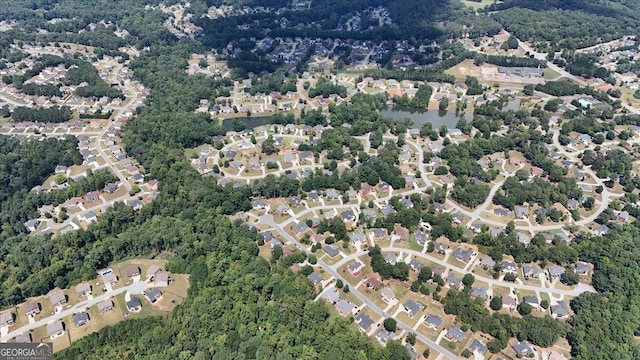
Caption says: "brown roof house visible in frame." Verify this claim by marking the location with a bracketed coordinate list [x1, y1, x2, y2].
[97, 299, 114, 313]
[75, 283, 92, 297]
[23, 301, 40, 317]
[125, 265, 141, 279]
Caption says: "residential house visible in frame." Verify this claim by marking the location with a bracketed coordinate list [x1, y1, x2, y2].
[75, 283, 91, 297]
[23, 219, 40, 232]
[514, 205, 529, 219]
[451, 214, 464, 225]
[154, 272, 170, 287]
[446, 326, 465, 342]
[502, 261, 517, 273]
[469, 339, 488, 356]
[381, 288, 396, 304]
[125, 265, 141, 279]
[618, 210, 630, 223]
[453, 247, 475, 263]
[424, 314, 442, 330]
[49, 292, 66, 308]
[323, 288, 339, 304]
[362, 209, 378, 220]
[14, 333, 31, 343]
[73, 312, 90, 327]
[513, 342, 534, 357]
[336, 300, 355, 317]
[522, 264, 541, 279]
[365, 277, 382, 290]
[446, 274, 463, 289]
[23, 301, 40, 317]
[252, 200, 268, 210]
[323, 245, 340, 258]
[308, 272, 323, 287]
[372, 228, 388, 239]
[523, 295, 540, 309]
[392, 227, 409, 241]
[547, 351, 569, 360]
[292, 221, 310, 235]
[381, 204, 396, 217]
[547, 265, 565, 280]
[144, 287, 162, 303]
[355, 313, 374, 332]
[384, 254, 397, 265]
[0, 312, 15, 327]
[403, 299, 422, 318]
[375, 329, 394, 346]
[502, 294, 518, 311]
[126, 297, 142, 312]
[348, 261, 364, 276]
[530, 166, 544, 177]
[146, 265, 161, 279]
[575, 262, 593, 276]
[471, 287, 488, 300]
[350, 232, 367, 244]
[97, 299, 114, 313]
[434, 242, 448, 254]
[47, 320, 65, 339]
[103, 273, 118, 286]
[478, 257, 496, 270]
[550, 301, 570, 319]
[342, 209, 356, 222]
[493, 208, 509, 217]
[409, 259, 424, 272]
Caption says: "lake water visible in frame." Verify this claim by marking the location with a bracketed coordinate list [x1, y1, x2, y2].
[379, 107, 471, 129]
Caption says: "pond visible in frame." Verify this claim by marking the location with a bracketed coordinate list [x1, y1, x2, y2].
[380, 107, 472, 129]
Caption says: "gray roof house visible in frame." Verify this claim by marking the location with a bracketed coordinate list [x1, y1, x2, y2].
[342, 209, 356, 221]
[446, 326, 465, 342]
[49, 292, 66, 307]
[47, 320, 64, 338]
[375, 329, 393, 346]
[381, 288, 396, 303]
[453, 247, 474, 263]
[502, 261, 517, 273]
[97, 299, 114, 313]
[355, 313, 374, 332]
[323, 288, 339, 303]
[523, 295, 539, 308]
[522, 264, 541, 278]
[409, 259, 425, 272]
[446, 274, 463, 288]
[469, 339, 488, 355]
[308, 272, 323, 286]
[513, 342, 534, 356]
[75, 283, 91, 297]
[14, 333, 31, 343]
[550, 301, 570, 319]
[424, 314, 442, 330]
[292, 221, 309, 235]
[381, 204, 396, 217]
[336, 300, 355, 316]
[575, 262, 593, 275]
[323, 245, 341, 258]
[144, 287, 162, 303]
[471, 287, 488, 299]
[23, 301, 40, 317]
[415, 231, 428, 245]
[434, 242, 449, 254]
[547, 265, 565, 279]
[514, 205, 529, 219]
[403, 299, 422, 318]
[348, 261, 364, 276]
[0, 312, 14, 327]
[384, 254, 397, 265]
[350, 232, 367, 244]
[73, 312, 90, 327]
[478, 256, 496, 269]
[126, 297, 142, 312]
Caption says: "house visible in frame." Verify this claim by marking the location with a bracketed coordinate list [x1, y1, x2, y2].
[446, 274, 463, 289]
[514, 206, 529, 219]
[469, 339, 488, 355]
[434, 242, 448, 254]
[547, 351, 569, 360]
[478, 257, 495, 269]
[451, 214, 464, 225]
[414, 231, 428, 245]
[103, 273, 118, 286]
[550, 301, 570, 319]
[354, 312, 375, 334]
[23, 301, 40, 317]
[252, 200, 268, 210]
[471, 287, 488, 300]
[144, 287, 162, 303]
[596, 225, 609, 235]
[292, 221, 310, 235]
[381, 204, 396, 217]
[365, 277, 382, 290]
[522, 264, 541, 279]
[375, 329, 394, 346]
[575, 262, 593, 276]
[126, 297, 142, 312]
[350, 232, 367, 244]
[97, 299, 114, 313]
[49, 292, 66, 307]
[403, 299, 422, 318]
[342, 209, 356, 222]
[618, 210, 630, 223]
[23, 219, 40, 232]
[323, 288, 340, 304]
[154, 271, 170, 287]
[84, 191, 100, 202]
[14, 333, 32, 343]
[146, 265, 161, 279]
[392, 227, 409, 241]
[55, 165, 68, 174]
[372, 228, 388, 239]
[502, 294, 518, 311]
[323, 245, 340, 258]
[336, 300, 355, 316]
[308, 272, 323, 287]
[453, 247, 474, 263]
[409, 259, 424, 272]
[0, 312, 15, 327]
[446, 326, 465, 342]
[502, 261, 517, 273]
[381, 288, 396, 303]
[424, 314, 442, 330]
[523, 295, 540, 308]
[125, 265, 141, 278]
[75, 283, 91, 297]
[513, 342, 534, 357]
[84, 210, 98, 223]
[289, 197, 303, 207]
[73, 312, 90, 327]
[493, 208, 509, 217]
[325, 189, 340, 200]
[530, 166, 544, 176]
[362, 209, 378, 220]
[47, 320, 65, 339]
[547, 265, 565, 280]
[348, 261, 364, 276]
